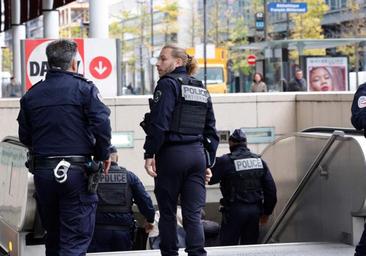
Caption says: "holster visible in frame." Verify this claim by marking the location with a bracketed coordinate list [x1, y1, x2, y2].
[140, 112, 151, 135]
[203, 138, 216, 168]
[25, 152, 35, 174]
[85, 160, 103, 194]
[140, 98, 154, 135]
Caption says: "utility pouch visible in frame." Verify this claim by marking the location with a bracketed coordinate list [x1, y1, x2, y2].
[86, 160, 103, 194]
[140, 98, 154, 135]
[140, 112, 151, 135]
[25, 152, 35, 174]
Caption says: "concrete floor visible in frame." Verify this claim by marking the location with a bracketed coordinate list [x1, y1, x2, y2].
[89, 242, 355, 256]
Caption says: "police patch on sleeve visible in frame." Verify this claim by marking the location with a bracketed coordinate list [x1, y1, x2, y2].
[358, 96, 366, 109]
[154, 90, 162, 103]
[234, 158, 263, 171]
[181, 85, 208, 103]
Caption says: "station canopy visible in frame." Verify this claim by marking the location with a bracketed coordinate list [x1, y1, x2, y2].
[1, 0, 74, 32]
[234, 38, 366, 51]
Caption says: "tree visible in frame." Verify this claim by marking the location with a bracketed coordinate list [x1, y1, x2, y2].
[336, 1, 366, 71]
[155, 0, 178, 43]
[2, 48, 12, 72]
[226, 16, 251, 75]
[59, 25, 87, 38]
[289, 0, 329, 57]
[109, 8, 150, 92]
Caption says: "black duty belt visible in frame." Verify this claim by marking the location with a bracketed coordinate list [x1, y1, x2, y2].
[34, 156, 90, 169]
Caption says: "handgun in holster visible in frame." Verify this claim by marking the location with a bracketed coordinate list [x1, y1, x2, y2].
[25, 151, 35, 174]
[203, 138, 216, 168]
[140, 98, 154, 135]
[85, 160, 103, 194]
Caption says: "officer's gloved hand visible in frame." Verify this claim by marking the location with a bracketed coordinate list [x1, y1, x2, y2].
[205, 168, 212, 184]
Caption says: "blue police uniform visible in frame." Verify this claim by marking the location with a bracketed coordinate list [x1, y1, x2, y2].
[17, 69, 111, 256]
[88, 161, 155, 252]
[209, 130, 277, 245]
[351, 83, 366, 256]
[143, 66, 219, 256]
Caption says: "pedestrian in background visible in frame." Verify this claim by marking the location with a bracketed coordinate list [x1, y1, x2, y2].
[4, 76, 22, 97]
[251, 72, 267, 92]
[287, 69, 307, 91]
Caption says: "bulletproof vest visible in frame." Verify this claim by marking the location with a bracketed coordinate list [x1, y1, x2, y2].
[164, 73, 209, 135]
[220, 149, 265, 205]
[97, 165, 132, 213]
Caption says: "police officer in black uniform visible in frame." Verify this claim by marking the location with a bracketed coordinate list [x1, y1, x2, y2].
[17, 39, 112, 256]
[351, 83, 366, 256]
[208, 129, 277, 245]
[88, 146, 155, 252]
[143, 44, 219, 256]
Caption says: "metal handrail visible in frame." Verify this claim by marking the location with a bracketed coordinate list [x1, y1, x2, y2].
[262, 130, 345, 244]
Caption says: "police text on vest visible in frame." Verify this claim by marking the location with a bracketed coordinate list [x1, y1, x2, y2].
[234, 158, 263, 171]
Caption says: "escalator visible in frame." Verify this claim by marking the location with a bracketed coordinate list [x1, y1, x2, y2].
[0, 129, 362, 255]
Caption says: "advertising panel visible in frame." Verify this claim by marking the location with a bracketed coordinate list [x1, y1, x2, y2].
[22, 38, 119, 97]
[306, 57, 348, 91]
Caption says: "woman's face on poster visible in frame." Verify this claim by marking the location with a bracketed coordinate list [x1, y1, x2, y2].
[310, 67, 333, 91]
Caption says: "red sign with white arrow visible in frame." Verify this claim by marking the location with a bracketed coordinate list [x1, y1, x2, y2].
[89, 56, 112, 79]
[23, 38, 119, 97]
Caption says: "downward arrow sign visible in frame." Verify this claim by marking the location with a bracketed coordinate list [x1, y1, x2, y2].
[90, 56, 112, 79]
[94, 61, 107, 75]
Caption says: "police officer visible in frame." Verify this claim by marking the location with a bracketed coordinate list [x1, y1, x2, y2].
[351, 83, 366, 256]
[208, 129, 277, 245]
[143, 44, 219, 256]
[17, 39, 112, 256]
[88, 146, 155, 252]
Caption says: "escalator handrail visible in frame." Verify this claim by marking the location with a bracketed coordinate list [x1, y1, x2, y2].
[301, 127, 363, 136]
[262, 130, 345, 244]
[1, 136, 24, 147]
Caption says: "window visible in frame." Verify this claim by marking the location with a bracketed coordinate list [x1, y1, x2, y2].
[196, 67, 224, 84]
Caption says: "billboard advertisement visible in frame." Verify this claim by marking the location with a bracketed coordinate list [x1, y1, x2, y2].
[306, 57, 348, 91]
[22, 38, 120, 97]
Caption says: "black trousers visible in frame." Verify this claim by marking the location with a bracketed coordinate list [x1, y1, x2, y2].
[355, 223, 366, 256]
[155, 142, 207, 256]
[220, 203, 261, 246]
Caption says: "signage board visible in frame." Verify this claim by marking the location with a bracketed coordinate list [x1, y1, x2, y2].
[22, 38, 120, 97]
[268, 2, 307, 13]
[247, 55, 257, 65]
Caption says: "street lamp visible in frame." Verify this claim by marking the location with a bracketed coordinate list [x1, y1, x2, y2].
[150, 0, 155, 93]
[137, 0, 146, 95]
[203, 0, 207, 87]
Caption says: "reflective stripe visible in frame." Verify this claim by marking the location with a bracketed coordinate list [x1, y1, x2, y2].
[182, 84, 209, 103]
